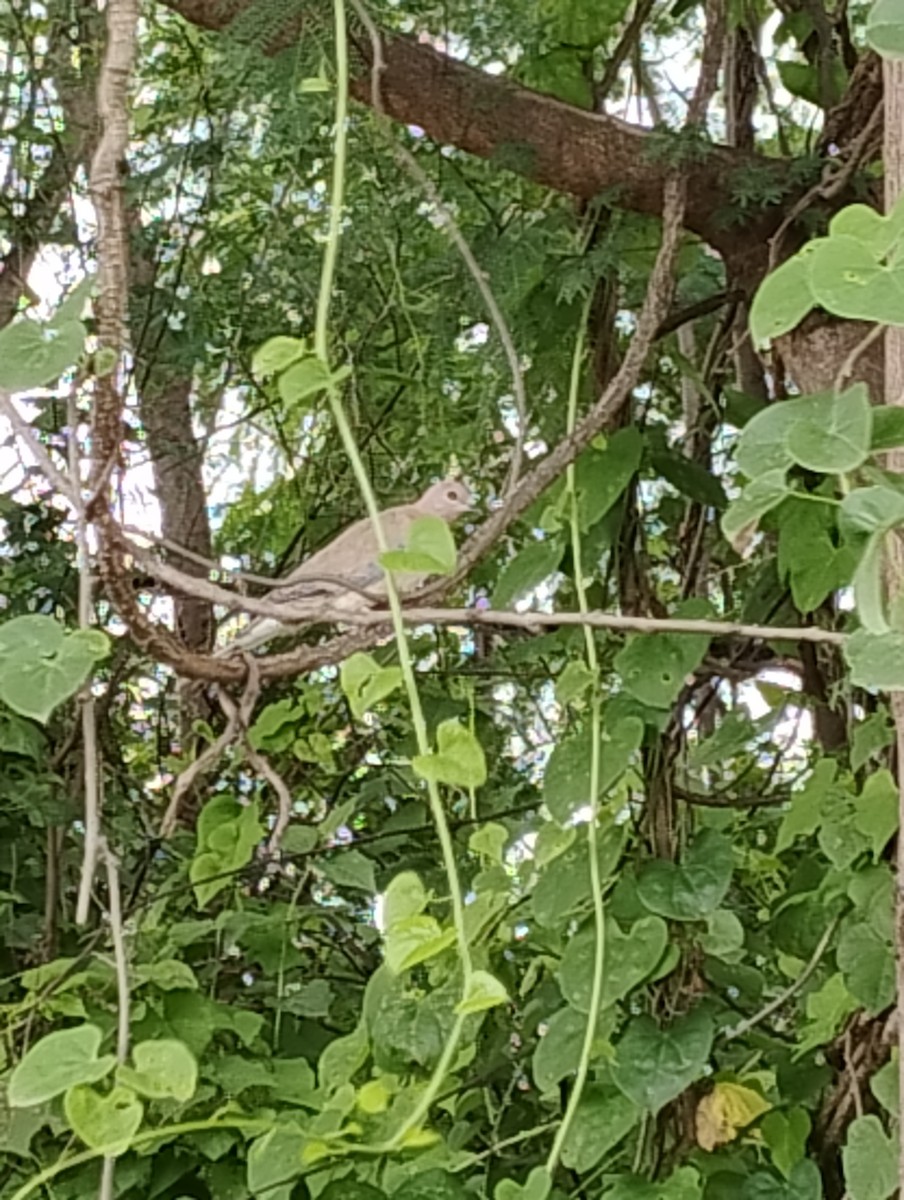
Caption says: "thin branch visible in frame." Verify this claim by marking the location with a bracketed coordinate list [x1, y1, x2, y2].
[117, 541, 850, 646]
[0, 389, 84, 514]
[724, 916, 841, 1042]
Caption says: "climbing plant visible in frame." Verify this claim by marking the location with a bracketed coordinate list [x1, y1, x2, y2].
[5, 0, 904, 1198]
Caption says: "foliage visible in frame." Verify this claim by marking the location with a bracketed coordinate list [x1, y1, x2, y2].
[2, 0, 904, 1197]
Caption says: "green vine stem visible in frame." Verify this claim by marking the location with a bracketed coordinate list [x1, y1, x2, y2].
[546, 299, 607, 1173]
[9, 1118, 271, 1200]
[317, 0, 472, 1147]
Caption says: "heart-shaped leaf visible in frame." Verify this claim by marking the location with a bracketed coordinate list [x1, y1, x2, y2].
[560, 1083, 641, 1172]
[412, 719, 486, 788]
[116, 1038, 198, 1102]
[785, 383, 872, 473]
[0, 313, 86, 390]
[0, 616, 108, 724]
[381, 515, 456, 575]
[456, 969, 509, 1014]
[340, 651, 403, 718]
[559, 916, 669, 1011]
[637, 829, 733, 920]
[64, 1084, 143, 1155]
[8, 1024, 116, 1107]
[808, 234, 904, 324]
[611, 1009, 713, 1114]
[843, 1115, 897, 1200]
[495, 1166, 551, 1200]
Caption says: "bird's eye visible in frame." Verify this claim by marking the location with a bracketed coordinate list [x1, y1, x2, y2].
[447, 490, 458, 501]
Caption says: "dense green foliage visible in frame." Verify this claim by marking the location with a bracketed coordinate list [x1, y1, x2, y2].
[3, 0, 904, 1197]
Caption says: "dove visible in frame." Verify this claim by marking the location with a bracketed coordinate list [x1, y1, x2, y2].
[218, 477, 474, 654]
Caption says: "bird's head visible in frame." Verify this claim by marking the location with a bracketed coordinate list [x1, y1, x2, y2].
[419, 477, 475, 520]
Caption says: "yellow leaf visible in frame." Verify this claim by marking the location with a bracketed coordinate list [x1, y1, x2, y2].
[695, 1082, 771, 1151]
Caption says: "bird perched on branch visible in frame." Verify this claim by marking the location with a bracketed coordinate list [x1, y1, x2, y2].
[218, 477, 474, 655]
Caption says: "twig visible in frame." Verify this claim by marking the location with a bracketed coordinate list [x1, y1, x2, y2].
[215, 667, 294, 854]
[158, 669, 255, 836]
[835, 323, 885, 393]
[0, 389, 84, 514]
[349, 0, 528, 495]
[71, 388, 102, 928]
[724, 916, 840, 1041]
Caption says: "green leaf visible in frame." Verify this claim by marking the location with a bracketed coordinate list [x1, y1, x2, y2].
[776, 759, 839, 853]
[0, 313, 86, 390]
[468, 821, 508, 863]
[871, 1058, 899, 1115]
[699, 909, 746, 960]
[277, 354, 350, 407]
[64, 1084, 143, 1155]
[493, 538, 564, 607]
[797, 973, 857, 1055]
[455, 970, 509, 1014]
[855, 769, 899, 859]
[412, 719, 487, 789]
[532, 825, 626, 927]
[845, 628, 904, 689]
[651, 450, 728, 509]
[574, 428, 644, 530]
[380, 515, 457, 576]
[614, 610, 710, 708]
[776, 496, 853, 614]
[837, 921, 895, 1013]
[777, 58, 847, 106]
[251, 335, 307, 379]
[133, 958, 199, 991]
[555, 659, 595, 705]
[247, 1124, 305, 1196]
[116, 1039, 197, 1102]
[743, 1161, 823, 1199]
[871, 404, 904, 450]
[749, 253, 815, 347]
[320, 849, 377, 893]
[867, 0, 904, 58]
[560, 1083, 640, 1172]
[384, 914, 455, 973]
[9, 1025, 116, 1107]
[785, 383, 872, 473]
[611, 1009, 713, 1114]
[542, 716, 643, 825]
[559, 916, 669, 1011]
[382, 871, 427, 928]
[831, 195, 904, 255]
[761, 1108, 811, 1179]
[851, 710, 894, 772]
[637, 829, 733, 920]
[495, 1166, 552, 1200]
[321, 1184, 385, 1200]
[0, 617, 108, 724]
[840, 485, 904, 536]
[318, 1023, 369, 1093]
[607, 1167, 703, 1199]
[809, 234, 904, 324]
[843, 1115, 897, 1200]
[340, 652, 403, 719]
[721, 471, 790, 552]
[532, 1005, 590, 1093]
[393, 1170, 471, 1200]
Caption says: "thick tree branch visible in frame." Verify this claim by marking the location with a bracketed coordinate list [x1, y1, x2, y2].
[161, 0, 785, 260]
